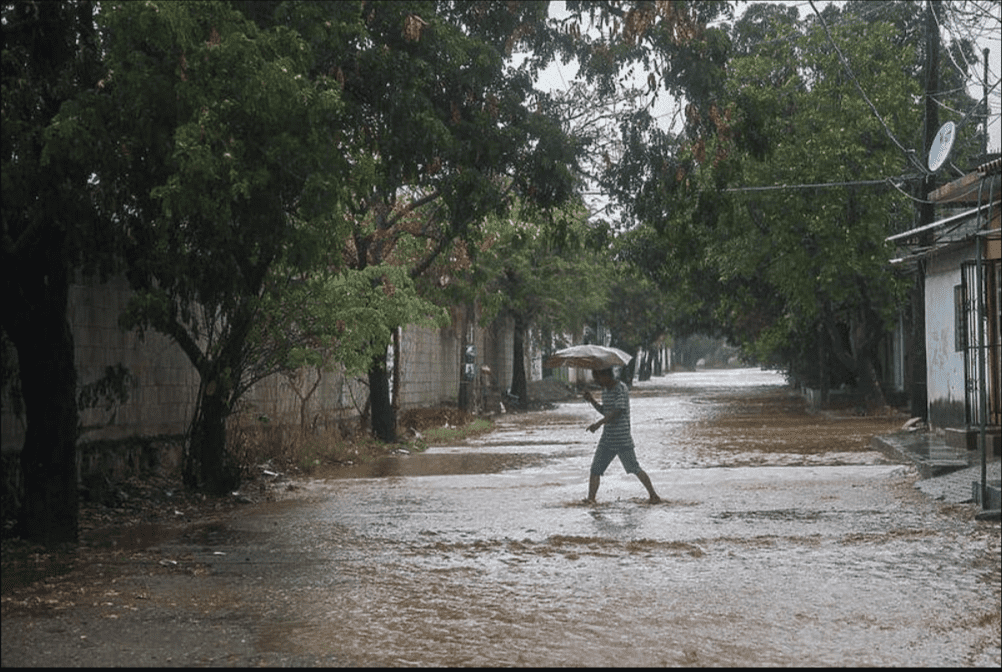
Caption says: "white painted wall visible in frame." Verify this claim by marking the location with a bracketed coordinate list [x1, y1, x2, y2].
[924, 244, 971, 428]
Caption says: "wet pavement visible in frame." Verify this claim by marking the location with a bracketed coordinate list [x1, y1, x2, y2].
[2, 368, 1000, 666]
[871, 430, 1002, 514]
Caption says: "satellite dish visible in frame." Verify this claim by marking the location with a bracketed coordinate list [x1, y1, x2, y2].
[927, 120, 956, 172]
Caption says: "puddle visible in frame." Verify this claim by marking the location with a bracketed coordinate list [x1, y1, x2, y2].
[315, 452, 549, 479]
[84, 521, 181, 551]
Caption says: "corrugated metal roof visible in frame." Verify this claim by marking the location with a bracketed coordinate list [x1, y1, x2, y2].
[977, 157, 1001, 176]
[886, 206, 985, 243]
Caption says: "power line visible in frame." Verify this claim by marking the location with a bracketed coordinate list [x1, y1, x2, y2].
[733, 2, 896, 57]
[723, 175, 921, 193]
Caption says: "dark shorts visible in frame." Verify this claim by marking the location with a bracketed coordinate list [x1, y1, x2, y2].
[590, 443, 641, 476]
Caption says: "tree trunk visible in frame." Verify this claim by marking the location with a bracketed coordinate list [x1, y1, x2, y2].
[369, 349, 396, 442]
[638, 349, 652, 381]
[624, 347, 638, 385]
[183, 368, 241, 496]
[849, 314, 887, 411]
[854, 353, 887, 412]
[7, 264, 79, 545]
[392, 327, 401, 418]
[510, 314, 528, 409]
[819, 320, 830, 407]
[823, 307, 887, 411]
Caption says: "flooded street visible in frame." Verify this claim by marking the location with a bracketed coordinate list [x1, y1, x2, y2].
[4, 369, 1000, 666]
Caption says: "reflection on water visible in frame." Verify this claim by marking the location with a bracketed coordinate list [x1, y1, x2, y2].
[172, 369, 1002, 667]
[316, 452, 548, 479]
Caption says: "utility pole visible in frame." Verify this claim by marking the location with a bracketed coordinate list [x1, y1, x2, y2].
[984, 48, 990, 160]
[910, 0, 940, 421]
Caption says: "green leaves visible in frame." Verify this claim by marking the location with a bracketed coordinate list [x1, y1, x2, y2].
[474, 197, 610, 339]
[700, 6, 920, 376]
[102, 3, 347, 301]
[258, 264, 448, 378]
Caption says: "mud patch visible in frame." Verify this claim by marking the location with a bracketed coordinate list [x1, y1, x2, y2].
[84, 521, 181, 552]
[559, 497, 697, 509]
[407, 535, 707, 560]
[174, 521, 266, 548]
[546, 535, 706, 558]
[690, 389, 906, 455]
[715, 508, 826, 522]
[838, 529, 939, 545]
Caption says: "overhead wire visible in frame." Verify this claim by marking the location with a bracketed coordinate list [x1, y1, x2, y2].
[723, 176, 917, 193]
[720, 3, 939, 196]
[698, 1, 999, 241]
[732, 0, 887, 54]
[932, 0, 1001, 82]
[928, 0, 1001, 139]
[555, 2, 998, 207]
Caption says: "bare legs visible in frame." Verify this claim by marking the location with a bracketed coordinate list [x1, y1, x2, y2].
[636, 470, 661, 503]
[585, 471, 660, 504]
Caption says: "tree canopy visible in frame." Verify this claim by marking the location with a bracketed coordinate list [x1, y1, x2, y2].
[475, 197, 612, 405]
[260, 1, 583, 440]
[721, 12, 920, 335]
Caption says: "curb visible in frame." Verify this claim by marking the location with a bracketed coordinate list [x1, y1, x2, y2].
[974, 509, 1001, 522]
[869, 434, 969, 479]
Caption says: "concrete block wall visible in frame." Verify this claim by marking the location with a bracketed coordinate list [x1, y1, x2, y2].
[239, 366, 368, 432]
[2, 281, 517, 455]
[395, 308, 519, 411]
[399, 323, 461, 409]
[70, 276, 200, 442]
[2, 275, 379, 452]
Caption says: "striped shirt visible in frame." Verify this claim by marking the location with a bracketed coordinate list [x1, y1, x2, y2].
[598, 381, 634, 452]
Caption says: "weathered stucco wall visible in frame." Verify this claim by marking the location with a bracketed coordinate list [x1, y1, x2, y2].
[924, 244, 970, 430]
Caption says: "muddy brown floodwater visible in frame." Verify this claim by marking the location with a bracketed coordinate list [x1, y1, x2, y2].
[3, 368, 1000, 667]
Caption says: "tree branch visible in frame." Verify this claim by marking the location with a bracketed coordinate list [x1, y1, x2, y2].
[386, 189, 441, 229]
[409, 233, 451, 280]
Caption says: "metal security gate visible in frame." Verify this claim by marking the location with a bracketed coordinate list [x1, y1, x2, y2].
[961, 259, 1001, 428]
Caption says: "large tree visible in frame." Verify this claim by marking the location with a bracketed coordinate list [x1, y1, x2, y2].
[597, 262, 675, 384]
[624, 2, 990, 392]
[265, 1, 580, 440]
[632, 3, 934, 406]
[2, 0, 107, 544]
[87, 1, 351, 494]
[715, 1, 992, 404]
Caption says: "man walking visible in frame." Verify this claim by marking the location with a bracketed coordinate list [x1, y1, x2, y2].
[583, 367, 661, 504]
